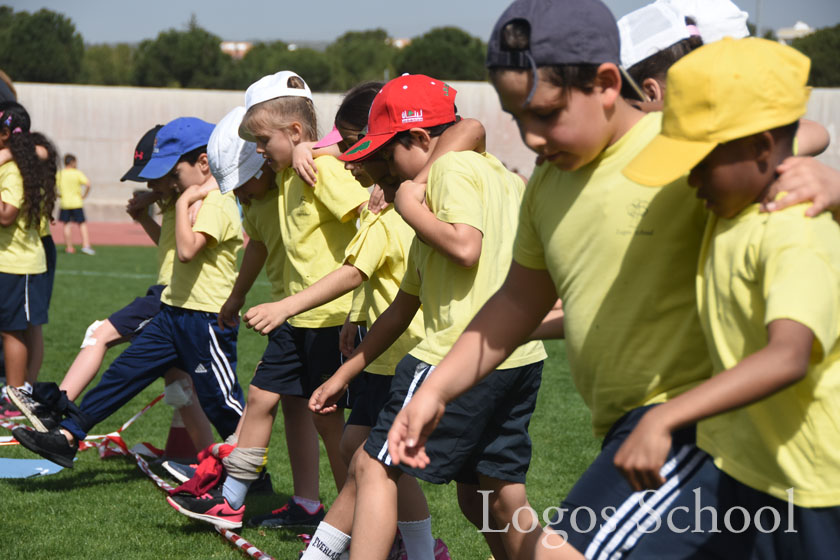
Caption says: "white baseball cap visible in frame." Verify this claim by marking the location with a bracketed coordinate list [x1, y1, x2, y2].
[208, 106, 265, 194]
[244, 70, 312, 111]
[618, 0, 691, 69]
[667, 0, 749, 44]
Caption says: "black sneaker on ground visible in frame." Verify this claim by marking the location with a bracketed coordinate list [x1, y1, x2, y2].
[162, 461, 273, 495]
[247, 497, 325, 529]
[7, 386, 59, 431]
[12, 426, 78, 468]
[166, 488, 244, 529]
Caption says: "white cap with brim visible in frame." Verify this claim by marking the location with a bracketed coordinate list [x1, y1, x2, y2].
[245, 70, 312, 111]
[667, 0, 749, 44]
[209, 106, 265, 194]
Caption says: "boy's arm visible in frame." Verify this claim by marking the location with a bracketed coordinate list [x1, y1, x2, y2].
[796, 119, 830, 157]
[242, 262, 365, 335]
[387, 262, 557, 467]
[394, 181, 482, 268]
[126, 191, 162, 243]
[174, 184, 211, 262]
[82, 179, 91, 199]
[762, 157, 840, 222]
[219, 239, 267, 329]
[530, 299, 564, 340]
[310, 289, 421, 413]
[0, 200, 19, 226]
[614, 318, 814, 491]
[413, 118, 486, 184]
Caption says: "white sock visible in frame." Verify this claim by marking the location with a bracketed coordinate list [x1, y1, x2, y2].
[399, 518, 435, 560]
[22, 382, 33, 395]
[301, 521, 350, 560]
[222, 475, 251, 509]
[294, 495, 322, 515]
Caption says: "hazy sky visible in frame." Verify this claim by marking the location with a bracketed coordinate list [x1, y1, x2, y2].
[7, 0, 840, 45]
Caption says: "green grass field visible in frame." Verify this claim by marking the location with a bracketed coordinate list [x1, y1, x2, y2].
[0, 246, 600, 559]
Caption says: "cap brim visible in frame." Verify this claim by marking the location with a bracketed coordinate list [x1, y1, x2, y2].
[138, 154, 180, 180]
[120, 163, 147, 182]
[339, 133, 395, 163]
[314, 125, 343, 149]
[623, 134, 718, 187]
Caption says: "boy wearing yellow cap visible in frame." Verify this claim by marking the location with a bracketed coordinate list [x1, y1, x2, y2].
[619, 37, 840, 556]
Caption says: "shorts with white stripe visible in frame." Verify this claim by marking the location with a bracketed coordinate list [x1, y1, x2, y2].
[0, 271, 48, 330]
[61, 304, 244, 441]
[547, 404, 711, 559]
[363, 353, 543, 484]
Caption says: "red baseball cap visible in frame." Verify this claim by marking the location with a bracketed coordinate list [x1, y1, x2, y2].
[339, 74, 457, 163]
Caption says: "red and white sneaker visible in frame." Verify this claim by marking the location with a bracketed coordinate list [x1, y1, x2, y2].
[434, 538, 451, 560]
[166, 489, 244, 529]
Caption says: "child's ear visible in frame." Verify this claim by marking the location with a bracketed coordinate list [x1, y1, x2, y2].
[197, 153, 210, 174]
[595, 63, 622, 110]
[409, 128, 432, 151]
[753, 131, 774, 173]
[642, 78, 664, 103]
[288, 122, 304, 144]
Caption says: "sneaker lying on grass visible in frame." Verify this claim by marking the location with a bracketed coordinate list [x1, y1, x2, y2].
[13, 426, 78, 468]
[162, 460, 274, 494]
[167, 488, 244, 530]
[7, 386, 59, 432]
[0, 395, 22, 419]
[247, 497, 325, 528]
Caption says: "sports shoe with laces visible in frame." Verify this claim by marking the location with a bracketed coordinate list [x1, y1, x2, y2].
[162, 461, 274, 494]
[247, 497, 325, 528]
[12, 426, 78, 468]
[81, 247, 96, 255]
[167, 488, 244, 529]
[6, 386, 59, 431]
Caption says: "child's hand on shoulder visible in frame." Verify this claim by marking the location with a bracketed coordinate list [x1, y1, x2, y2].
[762, 156, 840, 218]
[126, 190, 161, 221]
[366, 185, 388, 214]
[613, 407, 671, 491]
[292, 141, 318, 187]
[242, 300, 292, 335]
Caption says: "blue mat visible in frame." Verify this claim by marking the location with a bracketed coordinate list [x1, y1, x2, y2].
[0, 457, 69, 478]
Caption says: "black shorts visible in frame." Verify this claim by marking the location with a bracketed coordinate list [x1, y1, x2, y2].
[108, 284, 165, 338]
[0, 272, 48, 330]
[346, 372, 393, 427]
[59, 208, 86, 223]
[364, 354, 543, 485]
[251, 322, 348, 404]
[26, 235, 56, 320]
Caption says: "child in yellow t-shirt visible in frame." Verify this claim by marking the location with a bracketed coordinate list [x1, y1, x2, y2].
[619, 37, 840, 558]
[56, 153, 94, 255]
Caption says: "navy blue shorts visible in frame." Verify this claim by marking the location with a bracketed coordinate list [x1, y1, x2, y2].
[0, 272, 48, 330]
[346, 372, 393, 427]
[61, 304, 244, 441]
[547, 405, 712, 559]
[364, 354, 543, 485]
[28, 235, 57, 308]
[251, 322, 347, 403]
[58, 208, 86, 223]
[108, 284, 165, 338]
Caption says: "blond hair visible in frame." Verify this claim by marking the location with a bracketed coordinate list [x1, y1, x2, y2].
[240, 75, 317, 142]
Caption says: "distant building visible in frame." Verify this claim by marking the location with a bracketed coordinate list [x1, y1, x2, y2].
[389, 37, 412, 49]
[777, 21, 815, 44]
[220, 41, 253, 59]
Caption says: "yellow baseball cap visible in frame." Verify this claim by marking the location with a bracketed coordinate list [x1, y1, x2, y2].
[624, 37, 811, 187]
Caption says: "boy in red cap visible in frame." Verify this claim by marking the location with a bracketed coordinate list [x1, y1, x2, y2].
[304, 74, 547, 560]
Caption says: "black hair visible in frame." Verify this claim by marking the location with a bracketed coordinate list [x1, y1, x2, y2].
[0, 101, 55, 228]
[178, 145, 207, 166]
[64, 153, 76, 166]
[489, 19, 601, 95]
[335, 81, 384, 131]
[30, 131, 58, 226]
[622, 35, 704, 99]
[391, 119, 460, 149]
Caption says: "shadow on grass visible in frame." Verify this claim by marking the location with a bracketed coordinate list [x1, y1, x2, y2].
[5, 460, 149, 492]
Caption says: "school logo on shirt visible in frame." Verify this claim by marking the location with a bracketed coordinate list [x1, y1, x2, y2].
[402, 110, 423, 123]
[194, 363, 208, 374]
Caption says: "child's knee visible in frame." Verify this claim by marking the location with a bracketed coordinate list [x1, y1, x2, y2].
[163, 377, 194, 409]
[246, 385, 281, 414]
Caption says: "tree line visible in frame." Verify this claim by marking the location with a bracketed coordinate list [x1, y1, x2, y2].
[1, 7, 838, 90]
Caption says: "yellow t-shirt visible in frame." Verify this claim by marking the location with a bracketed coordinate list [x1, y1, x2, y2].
[0, 162, 46, 274]
[160, 189, 242, 312]
[275, 156, 369, 328]
[156, 205, 176, 286]
[401, 151, 546, 368]
[514, 112, 711, 436]
[55, 168, 88, 210]
[696, 203, 840, 507]
[242, 186, 286, 302]
[345, 205, 425, 375]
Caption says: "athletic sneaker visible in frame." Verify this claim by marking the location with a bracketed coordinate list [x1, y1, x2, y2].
[162, 461, 274, 494]
[393, 536, 450, 560]
[12, 426, 78, 468]
[81, 246, 96, 256]
[433, 538, 451, 560]
[6, 386, 58, 431]
[167, 488, 244, 529]
[247, 497, 325, 528]
[0, 395, 22, 419]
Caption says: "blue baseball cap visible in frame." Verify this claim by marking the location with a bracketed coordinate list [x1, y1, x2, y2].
[139, 117, 215, 179]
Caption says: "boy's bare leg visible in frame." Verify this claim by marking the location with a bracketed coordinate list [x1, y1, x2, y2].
[2, 331, 27, 388]
[163, 368, 214, 450]
[479, 476, 542, 560]
[79, 222, 92, 250]
[62, 222, 73, 250]
[349, 450, 400, 560]
[24, 324, 43, 386]
[534, 534, 585, 560]
[239, 386, 281, 448]
[60, 319, 125, 400]
[312, 409, 348, 491]
[280, 394, 320, 500]
[458, 483, 511, 560]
